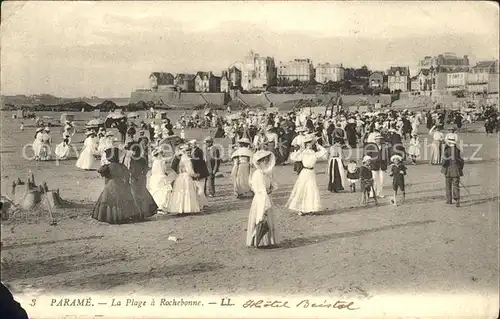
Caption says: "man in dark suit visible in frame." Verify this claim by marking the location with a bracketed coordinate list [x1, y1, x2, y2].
[203, 137, 221, 197]
[188, 140, 209, 208]
[387, 128, 405, 161]
[363, 132, 389, 198]
[441, 136, 464, 207]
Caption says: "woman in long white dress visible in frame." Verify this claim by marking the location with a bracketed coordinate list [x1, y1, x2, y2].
[76, 131, 97, 170]
[287, 135, 328, 216]
[246, 150, 278, 248]
[148, 147, 173, 212]
[231, 138, 254, 198]
[54, 133, 71, 160]
[166, 146, 200, 215]
[32, 128, 44, 161]
[429, 125, 444, 165]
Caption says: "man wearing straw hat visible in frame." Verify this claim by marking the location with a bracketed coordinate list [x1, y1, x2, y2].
[204, 136, 220, 197]
[441, 134, 464, 207]
[364, 132, 389, 198]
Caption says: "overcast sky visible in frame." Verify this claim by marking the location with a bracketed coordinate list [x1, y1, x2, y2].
[1, 1, 498, 97]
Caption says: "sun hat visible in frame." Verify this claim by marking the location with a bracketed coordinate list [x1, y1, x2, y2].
[390, 154, 402, 163]
[204, 136, 213, 142]
[85, 131, 94, 136]
[362, 155, 372, 163]
[44, 127, 50, 131]
[373, 132, 383, 140]
[238, 137, 251, 144]
[252, 150, 276, 172]
[303, 134, 316, 144]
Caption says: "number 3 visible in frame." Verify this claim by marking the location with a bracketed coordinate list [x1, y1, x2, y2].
[29, 299, 36, 306]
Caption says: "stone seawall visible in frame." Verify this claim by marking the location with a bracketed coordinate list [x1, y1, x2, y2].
[130, 90, 396, 107]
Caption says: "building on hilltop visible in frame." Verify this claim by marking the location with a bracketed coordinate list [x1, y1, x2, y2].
[315, 63, 344, 84]
[221, 67, 242, 92]
[418, 53, 469, 73]
[242, 51, 277, 91]
[150, 72, 175, 90]
[387, 66, 410, 92]
[368, 71, 387, 89]
[194, 72, 221, 93]
[445, 67, 469, 93]
[467, 60, 499, 94]
[174, 74, 196, 92]
[278, 58, 315, 84]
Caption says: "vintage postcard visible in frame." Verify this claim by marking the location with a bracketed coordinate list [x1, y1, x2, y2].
[1, 1, 499, 318]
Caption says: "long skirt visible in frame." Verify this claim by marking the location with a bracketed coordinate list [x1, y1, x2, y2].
[231, 162, 251, 197]
[148, 173, 172, 211]
[287, 168, 322, 213]
[408, 144, 421, 157]
[130, 175, 158, 218]
[327, 157, 345, 192]
[246, 196, 277, 247]
[32, 140, 43, 159]
[167, 173, 201, 214]
[75, 146, 94, 170]
[92, 180, 141, 224]
[429, 141, 442, 165]
[54, 143, 70, 160]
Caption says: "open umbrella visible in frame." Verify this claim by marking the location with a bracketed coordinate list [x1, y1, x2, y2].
[253, 214, 270, 247]
[86, 119, 104, 127]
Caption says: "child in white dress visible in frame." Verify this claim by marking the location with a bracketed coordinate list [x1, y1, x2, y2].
[407, 132, 421, 165]
[287, 135, 328, 216]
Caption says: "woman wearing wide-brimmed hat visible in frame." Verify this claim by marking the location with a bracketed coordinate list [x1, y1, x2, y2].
[287, 134, 328, 216]
[76, 131, 97, 170]
[147, 147, 173, 212]
[429, 124, 444, 165]
[231, 137, 254, 198]
[54, 133, 71, 160]
[246, 150, 278, 248]
[167, 144, 201, 215]
[32, 127, 44, 161]
[92, 147, 141, 224]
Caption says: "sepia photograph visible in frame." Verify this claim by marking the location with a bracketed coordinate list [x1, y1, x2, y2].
[0, 1, 499, 318]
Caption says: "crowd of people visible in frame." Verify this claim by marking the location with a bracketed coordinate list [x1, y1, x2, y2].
[26, 102, 497, 248]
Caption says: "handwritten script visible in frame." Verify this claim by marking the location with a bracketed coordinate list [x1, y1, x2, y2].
[243, 299, 359, 310]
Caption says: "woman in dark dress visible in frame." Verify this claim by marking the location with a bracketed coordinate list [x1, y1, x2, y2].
[128, 145, 158, 218]
[344, 118, 358, 148]
[92, 148, 141, 224]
